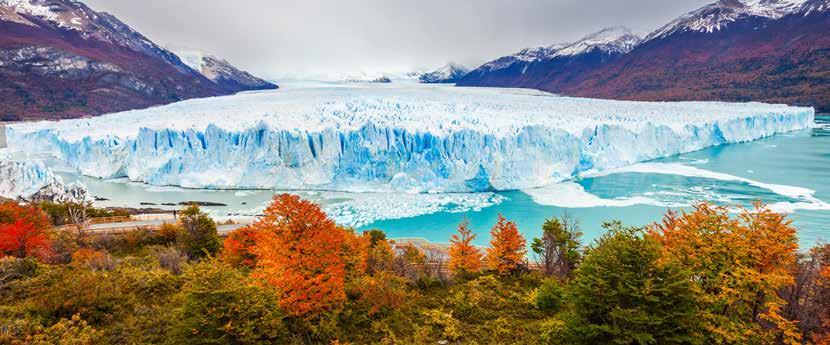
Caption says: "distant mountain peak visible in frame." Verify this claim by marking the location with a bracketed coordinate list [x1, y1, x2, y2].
[554, 26, 641, 57]
[174, 50, 278, 93]
[478, 27, 639, 73]
[418, 63, 470, 83]
[645, 0, 809, 41]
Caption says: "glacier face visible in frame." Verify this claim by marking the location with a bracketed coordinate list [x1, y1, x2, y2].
[0, 156, 89, 203]
[6, 84, 815, 192]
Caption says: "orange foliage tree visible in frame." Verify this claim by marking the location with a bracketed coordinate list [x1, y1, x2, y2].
[0, 202, 52, 260]
[448, 220, 482, 276]
[486, 214, 526, 275]
[250, 194, 348, 318]
[649, 202, 800, 344]
[222, 226, 259, 268]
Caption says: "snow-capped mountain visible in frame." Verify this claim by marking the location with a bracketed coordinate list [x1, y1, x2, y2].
[418, 63, 470, 83]
[460, 0, 830, 112]
[469, 27, 639, 75]
[554, 27, 641, 57]
[176, 51, 278, 93]
[458, 27, 640, 89]
[0, 0, 241, 120]
[645, 0, 807, 41]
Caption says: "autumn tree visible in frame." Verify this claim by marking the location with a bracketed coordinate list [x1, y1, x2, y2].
[567, 222, 699, 344]
[0, 202, 52, 260]
[362, 229, 394, 275]
[531, 215, 582, 279]
[251, 194, 348, 318]
[648, 202, 800, 344]
[0, 202, 51, 228]
[486, 214, 526, 275]
[177, 205, 220, 260]
[222, 226, 259, 268]
[448, 220, 482, 277]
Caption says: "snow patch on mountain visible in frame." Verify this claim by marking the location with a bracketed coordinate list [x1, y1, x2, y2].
[6, 84, 815, 193]
[646, 0, 809, 41]
[176, 50, 206, 72]
[418, 63, 470, 83]
[0, 0, 70, 28]
[478, 27, 640, 73]
[553, 27, 641, 57]
[798, 0, 830, 14]
[174, 50, 277, 92]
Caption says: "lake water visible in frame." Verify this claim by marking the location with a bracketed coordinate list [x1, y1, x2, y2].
[58, 115, 830, 249]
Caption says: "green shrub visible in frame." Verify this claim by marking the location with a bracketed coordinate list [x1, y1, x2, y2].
[170, 259, 289, 344]
[565, 222, 699, 344]
[23, 266, 128, 325]
[177, 205, 220, 260]
[535, 278, 565, 312]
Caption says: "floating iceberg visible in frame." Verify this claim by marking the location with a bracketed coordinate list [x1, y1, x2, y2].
[6, 84, 815, 192]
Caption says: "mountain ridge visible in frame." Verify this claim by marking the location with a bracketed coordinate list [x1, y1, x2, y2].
[458, 0, 830, 112]
[0, 0, 275, 120]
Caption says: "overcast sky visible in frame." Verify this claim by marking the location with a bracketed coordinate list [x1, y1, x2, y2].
[83, 0, 712, 80]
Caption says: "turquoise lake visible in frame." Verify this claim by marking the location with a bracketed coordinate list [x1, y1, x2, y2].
[364, 115, 830, 249]
[60, 115, 830, 250]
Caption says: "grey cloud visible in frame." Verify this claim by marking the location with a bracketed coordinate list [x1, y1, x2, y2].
[83, 0, 712, 79]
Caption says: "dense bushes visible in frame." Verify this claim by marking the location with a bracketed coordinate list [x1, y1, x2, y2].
[0, 198, 828, 344]
[170, 259, 289, 344]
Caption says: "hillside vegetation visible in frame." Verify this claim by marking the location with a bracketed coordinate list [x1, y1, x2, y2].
[0, 196, 828, 344]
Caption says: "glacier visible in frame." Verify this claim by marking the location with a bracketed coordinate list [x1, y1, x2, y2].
[5, 84, 815, 193]
[0, 154, 90, 203]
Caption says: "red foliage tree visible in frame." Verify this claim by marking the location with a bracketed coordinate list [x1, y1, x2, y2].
[250, 194, 348, 318]
[222, 226, 259, 268]
[486, 214, 526, 275]
[0, 202, 52, 260]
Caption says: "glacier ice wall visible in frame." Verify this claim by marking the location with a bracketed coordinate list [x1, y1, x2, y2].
[0, 158, 89, 203]
[5, 85, 816, 192]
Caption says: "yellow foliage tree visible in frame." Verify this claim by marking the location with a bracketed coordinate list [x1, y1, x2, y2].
[649, 202, 800, 344]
